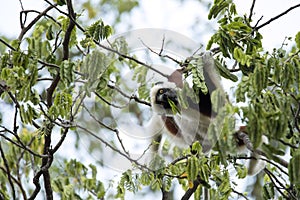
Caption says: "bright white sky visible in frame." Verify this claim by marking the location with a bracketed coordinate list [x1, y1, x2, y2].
[1, 0, 300, 49]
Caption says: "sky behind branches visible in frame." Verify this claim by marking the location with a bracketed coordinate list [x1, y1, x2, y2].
[0, 1, 300, 199]
[1, 0, 300, 50]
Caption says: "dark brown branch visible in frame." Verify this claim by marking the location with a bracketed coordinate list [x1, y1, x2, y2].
[139, 36, 182, 65]
[44, 0, 169, 78]
[161, 181, 170, 200]
[248, 0, 256, 22]
[18, 5, 56, 41]
[0, 38, 16, 51]
[264, 168, 297, 199]
[0, 166, 27, 200]
[232, 188, 250, 200]
[29, 1, 76, 199]
[0, 143, 16, 200]
[51, 127, 69, 154]
[62, 1, 76, 61]
[0, 126, 47, 158]
[94, 92, 127, 109]
[28, 153, 53, 200]
[13, 103, 19, 134]
[181, 177, 207, 200]
[107, 83, 151, 106]
[40, 125, 54, 200]
[20, 9, 60, 29]
[18, 0, 24, 11]
[76, 124, 153, 172]
[253, 4, 300, 31]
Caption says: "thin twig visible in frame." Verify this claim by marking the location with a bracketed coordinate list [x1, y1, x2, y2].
[248, 0, 256, 22]
[0, 142, 16, 200]
[18, 0, 24, 11]
[76, 124, 153, 172]
[139, 36, 182, 65]
[94, 91, 128, 109]
[0, 166, 27, 200]
[51, 127, 69, 154]
[18, 4, 56, 41]
[44, 0, 169, 78]
[107, 83, 151, 106]
[0, 126, 48, 158]
[254, 4, 300, 31]
[264, 168, 295, 199]
[232, 188, 250, 200]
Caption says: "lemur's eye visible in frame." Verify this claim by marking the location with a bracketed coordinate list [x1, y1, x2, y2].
[159, 89, 164, 94]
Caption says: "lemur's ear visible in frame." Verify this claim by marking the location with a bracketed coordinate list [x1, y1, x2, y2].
[168, 69, 183, 88]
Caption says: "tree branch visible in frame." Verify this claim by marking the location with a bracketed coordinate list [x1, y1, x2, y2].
[0, 166, 27, 199]
[0, 126, 48, 158]
[107, 83, 151, 106]
[161, 182, 170, 200]
[29, 0, 77, 199]
[248, 0, 256, 23]
[235, 128, 289, 168]
[44, 0, 169, 79]
[181, 177, 208, 200]
[253, 3, 300, 31]
[0, 142, 16, 200]
[18, 4, 56, 41]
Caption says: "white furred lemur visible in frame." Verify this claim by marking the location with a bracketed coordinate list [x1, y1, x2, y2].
[149, 52, 265, 175]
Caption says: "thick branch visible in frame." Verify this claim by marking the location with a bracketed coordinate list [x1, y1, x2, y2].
[181, 177, 208, 200]
[30, 0, 76, 199]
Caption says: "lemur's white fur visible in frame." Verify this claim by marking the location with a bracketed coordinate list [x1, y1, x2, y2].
[150, 81, 212, 152]
[149, 79, 266, 175]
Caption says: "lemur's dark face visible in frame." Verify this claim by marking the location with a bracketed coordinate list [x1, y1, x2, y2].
[155, 88, 179, 110]
[150, 81, 180, 116]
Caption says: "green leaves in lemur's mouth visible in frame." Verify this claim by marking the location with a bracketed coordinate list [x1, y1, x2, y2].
[167, 98, 181, 115]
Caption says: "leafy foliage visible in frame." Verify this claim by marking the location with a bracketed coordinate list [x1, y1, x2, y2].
[51, 159, 105, 199]
[0, 0, 300, 200]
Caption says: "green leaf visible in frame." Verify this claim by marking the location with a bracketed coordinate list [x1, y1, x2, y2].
[81, 50, 110, 96]
[289, 151, 300, 185]
[46, 25, 54, 40]
[139, 171, 154, 186]
[54, 0, 66, 6]
[235, 165, 247, 179]
[295, 31, 300, 49]
[60, 60, 74, 86]
[210, 89, 226, 113]
[49, 91, 72, 119]
[167, 98, 181, 115]
[208, 0, 230, 20]
[263, 183, 275, 199]
[149, 154, 165, 170]
[233, 47, 251, 66]
[187, 155, 199, 181]
[191, 141, 202, 155]
[187, 54, 208, 94]
[214, 59, 238, 82]
[84, 20, 113, 43]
